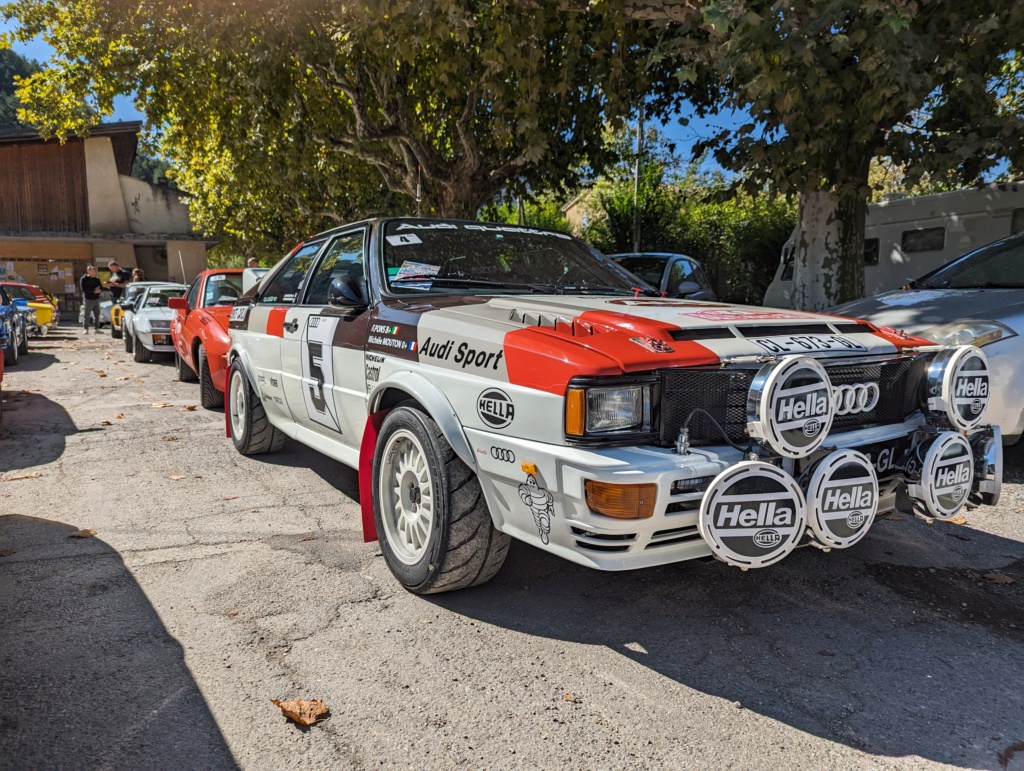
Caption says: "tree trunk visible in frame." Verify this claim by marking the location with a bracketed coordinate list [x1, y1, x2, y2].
[792, 188, 867, 311]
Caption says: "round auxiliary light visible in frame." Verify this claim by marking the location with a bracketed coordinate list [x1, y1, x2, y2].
[698, 461, 807, 569]
[747, 356, 835, 458]
[804, 449, 879, 549]
[925, 346, 990, 430]
[907, 432, 974, 520]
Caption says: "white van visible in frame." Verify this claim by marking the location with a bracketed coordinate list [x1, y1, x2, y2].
[763, 182, 1024, 308]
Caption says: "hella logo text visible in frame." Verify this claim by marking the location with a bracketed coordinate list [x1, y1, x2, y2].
[714, 500, 795, 529]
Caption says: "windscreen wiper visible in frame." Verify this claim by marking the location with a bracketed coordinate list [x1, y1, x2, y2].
[390, 274, 547, 292]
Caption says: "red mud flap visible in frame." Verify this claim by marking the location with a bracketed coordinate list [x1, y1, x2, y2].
[224, 367, 232, 439]
[358, 410, 390, 543]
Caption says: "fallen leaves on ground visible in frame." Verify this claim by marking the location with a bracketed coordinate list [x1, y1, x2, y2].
[115, 414, 124, 419]
[946, 515, 968, 525]
[983, 573, 1015, 585]
[100, 420, 113, 426]
[3, 472, 42, 482]
[271, 698, 329, 727]
[163, 436, 179, 442]
[298, 536, 315, 542]
[169, 475, 186, 481]
[222, 496, 238, 500]
[151, 402, 174, 408]
[883, 513, 906, 521]
[68, 528, 97, 539]
[180, 405, 197, 412]
[96, 372, 107, 378]
[0, 548, 18, 557]
[116, 376, 131, 381]
[227, 609, 239, 617]
[563, 693, 578, 703]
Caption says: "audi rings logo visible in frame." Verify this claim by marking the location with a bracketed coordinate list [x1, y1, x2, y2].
[490, 447, 516, 463]
[832, 382, 880, 415]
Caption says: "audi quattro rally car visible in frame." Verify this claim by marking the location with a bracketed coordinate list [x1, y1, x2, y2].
[225, 218, 1002, 594]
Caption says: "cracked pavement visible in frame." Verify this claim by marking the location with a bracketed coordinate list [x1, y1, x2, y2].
[2, 328, 1023, 769]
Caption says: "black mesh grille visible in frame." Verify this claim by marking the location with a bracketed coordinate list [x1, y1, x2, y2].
[658, 355, 929, 447]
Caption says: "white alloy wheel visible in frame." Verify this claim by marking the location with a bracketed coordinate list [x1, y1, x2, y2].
[379, 428, 435, 565]
[229, 368, 247, 441]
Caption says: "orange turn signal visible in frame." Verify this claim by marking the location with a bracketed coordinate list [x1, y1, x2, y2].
[565, 388, 586, 436]
[584, 481, 657, 519]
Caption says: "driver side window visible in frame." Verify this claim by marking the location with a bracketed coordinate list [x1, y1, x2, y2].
[185, 278, 201, 309]
[258, 242, 323, 304]
[305, 231, 366, 306]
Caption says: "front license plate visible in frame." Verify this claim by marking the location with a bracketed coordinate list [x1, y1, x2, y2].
[750, 334, 868, 355]
[857, 434, 914, 479]
[153, 334, 169, 345]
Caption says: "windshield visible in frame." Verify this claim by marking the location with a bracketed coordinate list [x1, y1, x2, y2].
[918, 234, 1024, 289]
[380, 220, 641, 296]
[143, 288, 186, 307]
[203, 274, 243, 306]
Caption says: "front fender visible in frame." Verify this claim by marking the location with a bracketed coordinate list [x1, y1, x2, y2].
[368, 370, 476, 472]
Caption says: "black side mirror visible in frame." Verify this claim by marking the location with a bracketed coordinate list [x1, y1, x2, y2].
[675, 280, 702, 297]
[328, 276, 367, 308]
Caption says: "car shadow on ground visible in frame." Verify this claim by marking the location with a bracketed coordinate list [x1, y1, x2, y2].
[431, 478, 1024, 767]
[3, 351, 59, 373]
[249, 437, 360, 502]
[0, 392, 101, 473]
[0, 515, 236, 767]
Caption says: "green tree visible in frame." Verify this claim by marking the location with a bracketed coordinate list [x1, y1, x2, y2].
[642, 0, 1024, 309]
[0, 47, 38, 129]
[2, 0, 654, 221]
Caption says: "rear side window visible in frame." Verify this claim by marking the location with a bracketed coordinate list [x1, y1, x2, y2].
[864, 238, 880, 266]
[901, 227, 945, 253]
[258, 242, 322, 304]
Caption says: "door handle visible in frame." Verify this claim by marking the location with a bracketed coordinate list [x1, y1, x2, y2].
[283, 319, 299, 334]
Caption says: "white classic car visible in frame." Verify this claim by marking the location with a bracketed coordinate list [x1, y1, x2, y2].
[224, 218, 1002, 594]
[122, 283, 187, 362]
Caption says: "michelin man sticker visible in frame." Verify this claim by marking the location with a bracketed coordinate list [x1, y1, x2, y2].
[519, 474, 553, 544]
[301, 315, 342, 433]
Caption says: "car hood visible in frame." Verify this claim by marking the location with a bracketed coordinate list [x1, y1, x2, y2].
[135, 307, 175, 322]
[377, 295, 926, 395]
[830, 288, 1024, 334]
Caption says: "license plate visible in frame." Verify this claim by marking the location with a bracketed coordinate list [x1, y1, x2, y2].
[153, 334, 169, 345]
[857, 434, 914, 478]
[750, 334, 867, 355]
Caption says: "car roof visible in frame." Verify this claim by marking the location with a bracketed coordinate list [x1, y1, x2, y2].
[302, 216, 574, 243]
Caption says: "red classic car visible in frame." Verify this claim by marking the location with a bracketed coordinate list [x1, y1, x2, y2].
[169, 269, 244, 409]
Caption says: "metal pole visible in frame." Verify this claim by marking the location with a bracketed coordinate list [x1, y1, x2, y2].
[633, 103, 644, 252]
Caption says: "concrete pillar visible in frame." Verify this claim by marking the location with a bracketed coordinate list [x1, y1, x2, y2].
[166, 240, 208, 284]
[84, 137, 130, 233]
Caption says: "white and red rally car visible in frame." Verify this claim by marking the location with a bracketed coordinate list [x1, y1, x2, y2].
[226, 218, 1002, 593]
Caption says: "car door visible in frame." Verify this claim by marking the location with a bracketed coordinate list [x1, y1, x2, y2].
[243, 241, 324, 429]
[279, 228, 371, 448]
[123, 287, 144, 337]
[173, 277, 202, 364]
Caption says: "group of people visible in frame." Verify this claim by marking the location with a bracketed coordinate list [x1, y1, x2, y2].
[79, 257, 263, 332]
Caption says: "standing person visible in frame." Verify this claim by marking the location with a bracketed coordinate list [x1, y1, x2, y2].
[246, 258, 260, 268]
[131, 267, 146, 282]
[80, 266, 102, 333]
[105, 261, 133, 302]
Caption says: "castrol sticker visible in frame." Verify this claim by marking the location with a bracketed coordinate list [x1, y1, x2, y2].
[747, 356, 835, 458]
[698, 462, 807, 568]
[911, 432, 974, 519]
[805, 450, 879, 548]
[927, 346, 990, 430]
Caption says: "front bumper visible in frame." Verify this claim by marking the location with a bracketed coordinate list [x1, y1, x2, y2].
[467, 417, 998, 571]
[136, 330, 175, 351]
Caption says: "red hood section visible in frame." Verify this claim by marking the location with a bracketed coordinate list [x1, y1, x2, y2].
[504, 310, 720, 394]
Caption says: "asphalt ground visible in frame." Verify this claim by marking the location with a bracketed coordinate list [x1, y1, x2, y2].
[1, 327, 1023, 770]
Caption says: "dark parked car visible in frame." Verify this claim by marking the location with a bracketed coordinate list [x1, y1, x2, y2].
[0, 286, 29, 366]
[608, 252, 717, 301]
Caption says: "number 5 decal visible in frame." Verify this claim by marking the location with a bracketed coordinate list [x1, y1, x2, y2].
[301, 316, 342, 433]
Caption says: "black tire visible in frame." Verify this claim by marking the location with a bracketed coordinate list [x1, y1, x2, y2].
[198, 346, 224, 409]
[111, 323, 122, 340]
[133, 333, 152, 363]
[124, 329, 134, 353]
[16, 324, 28, 356]
[227, 361, 284, 455]
[2, 335, 15, 367]
[175, 350, 198, 382]
[372, 405, 511, 594]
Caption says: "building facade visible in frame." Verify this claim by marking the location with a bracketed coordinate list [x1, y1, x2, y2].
[0, 121, 215, 313]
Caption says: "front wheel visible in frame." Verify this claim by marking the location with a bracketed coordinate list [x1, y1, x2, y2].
[133, 333, 151, 363]
[111, 324, 122, 340]
[124, 329, 134, 353]
[372, 405, 510, 594]
[228, 361, 284, 455]
[198, 346, 224, 409]
[16, 325, 28, 355]
[175, 350, 198, 382]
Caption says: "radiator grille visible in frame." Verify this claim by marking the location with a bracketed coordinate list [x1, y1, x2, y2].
[658, 355, 928, 447]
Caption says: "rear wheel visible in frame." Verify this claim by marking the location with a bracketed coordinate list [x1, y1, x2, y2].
[228, 361, 284, 455]
[198, 346, 224, 409]
[16, 324, 28, 355]
[175, 350, 198, 382]
[124, 329, 134, 353]
[2, 333, 16, 366]
[372, 405, 510, 594]
[133, 333, 152, 363]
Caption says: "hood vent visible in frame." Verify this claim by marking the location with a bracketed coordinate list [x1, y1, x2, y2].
[507, 308, 607, 337]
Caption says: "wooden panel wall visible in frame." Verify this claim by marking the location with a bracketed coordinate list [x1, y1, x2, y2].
[0, 140, 89, 232]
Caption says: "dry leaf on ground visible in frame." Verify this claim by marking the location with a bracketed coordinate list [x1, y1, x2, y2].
[151, 402, 174, 408]
[227, 609, 239, 617]
[271, 698, 329, 727]
[116, 376, 131, 381]
[115, 414, 124, 419]
[563, 693, 577, 703]
[100, 421, 113, 426]
[169, 475, 186, 481]
[0, 548, 18, 557]
[947, 515, 968, 525]
[68, 528, 97, 538]
[983, 573, 1015, 585]
[180, 405, 197, 412]
[298, 536, 315, 542]
[163, 436, 179, 442]
[3, 472, 42, 482]
[222, 496, 238, 500]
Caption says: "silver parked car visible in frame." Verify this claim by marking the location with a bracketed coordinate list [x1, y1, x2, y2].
[831, 232, 1024, 444]
[608, 252, 717, 301]
[122, 283, 187, 362]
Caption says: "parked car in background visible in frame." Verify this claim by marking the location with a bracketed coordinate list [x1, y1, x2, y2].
[169, 269, 245, 409]
[121, 283, 187, 362]
[831, 231, 1024, 444]
[608, 252, 717, 301]
[111, 281, 167, 339]
[224, 217, 1001, 595]
[1, 282, 61, 333]
[0, 286, 28, 366]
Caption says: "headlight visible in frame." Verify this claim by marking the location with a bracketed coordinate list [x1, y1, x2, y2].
[565, 378, 655, 442]
[918, 320, 1016, 347]
[150, 319, 171, 330]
